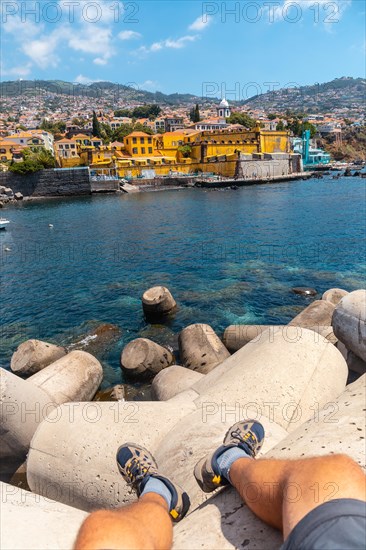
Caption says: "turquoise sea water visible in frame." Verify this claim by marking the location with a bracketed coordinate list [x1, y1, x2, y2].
[1, 176, 365, 386]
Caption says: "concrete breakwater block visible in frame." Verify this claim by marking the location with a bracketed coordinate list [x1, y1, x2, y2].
[120, 338, 174, 378]
[142, 286, 177, 320]
[172, 376, 365, 550]
[267, 374, 366, 469]
[10, 339, 66, 376]
[222, 324, 337, 353]
[173, 488, 282, 550]
[0, 351, 103, 460]
[0, 482, 87, 550]
[152, 365, 204, 401]
[337, 342, 366, 375]
[155, 408, 288, 512]
[27, 400, 197, 511]
[0, 368, 54, 460]
[332, 289, 366, 362]
[29, 350, 103, 404]
[191, 327, 347, 432]
[26, 328, 348, 513]
[322, 288, 349, 306]
[179, 324, 230, 374]
[289, 300, 335, 327]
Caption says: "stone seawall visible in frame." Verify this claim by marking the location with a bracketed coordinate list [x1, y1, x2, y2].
[0, 168, 91, 197]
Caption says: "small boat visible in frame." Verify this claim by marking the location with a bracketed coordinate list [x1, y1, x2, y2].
[0, 218, 10, 230]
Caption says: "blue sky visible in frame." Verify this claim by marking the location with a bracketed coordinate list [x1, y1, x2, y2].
[1, 0, 365, 97]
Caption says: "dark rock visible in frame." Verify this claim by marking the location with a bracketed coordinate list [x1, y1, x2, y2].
[292, 287, 317, 296]
[14, 192, 23, 200]
[69, 323, 122, 356]
[94, 384, 125, 402]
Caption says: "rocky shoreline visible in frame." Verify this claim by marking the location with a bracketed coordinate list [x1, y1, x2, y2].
[0, 287, 365, 549]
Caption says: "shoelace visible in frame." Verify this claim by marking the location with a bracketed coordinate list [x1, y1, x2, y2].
[127, 457, 152, 483]
[230, 430, 257, 455]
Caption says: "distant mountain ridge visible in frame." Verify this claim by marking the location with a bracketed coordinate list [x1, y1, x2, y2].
[0, 77, 364, 112]
[0, 79, 201, 105]
[242, 77, 365, 112]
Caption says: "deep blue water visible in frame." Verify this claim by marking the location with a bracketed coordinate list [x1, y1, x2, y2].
[1, 177, 365, 386]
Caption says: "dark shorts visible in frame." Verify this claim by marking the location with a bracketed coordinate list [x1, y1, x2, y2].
[281, 499, 366, 550]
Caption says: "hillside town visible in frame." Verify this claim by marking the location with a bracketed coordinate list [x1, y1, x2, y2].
[0, 79, 365, 179]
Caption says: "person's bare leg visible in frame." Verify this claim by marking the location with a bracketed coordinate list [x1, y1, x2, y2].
[229, 453, 366, 539]
[74, 493, 172, 550]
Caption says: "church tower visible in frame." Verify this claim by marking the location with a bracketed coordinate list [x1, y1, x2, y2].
[217, 98, 231, 120]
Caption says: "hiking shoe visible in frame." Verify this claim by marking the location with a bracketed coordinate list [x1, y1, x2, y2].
[116, 443, 190, 522]
[194, 419, 265, 493]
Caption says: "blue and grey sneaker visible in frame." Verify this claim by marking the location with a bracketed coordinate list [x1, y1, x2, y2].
[194, 419, 265, 493]
[116, 443, 190, 522]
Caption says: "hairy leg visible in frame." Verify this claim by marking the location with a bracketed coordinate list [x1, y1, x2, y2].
[74, 493, 173, 550]
[229, 454, 366, 539]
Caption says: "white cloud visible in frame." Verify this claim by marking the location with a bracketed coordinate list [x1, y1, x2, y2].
[138, 79, 160, 91]
[189, 15, 212, 31]
[0, 62, 32, 77]
[22, 33, 60, 69]
[138, 34, 198, 55]
[75, 75, 97, 84]
[93, 57, 108, 65]
[119, 30, 142, 40]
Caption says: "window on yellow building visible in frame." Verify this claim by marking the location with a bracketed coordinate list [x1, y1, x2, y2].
[141, 147, 145, 154]
[148, 147, 153, 154]
[132, 147, 138, 154]
[132, 138, 137, 144]
[140, 138, 145, 144]
[148, 137, 152, 144]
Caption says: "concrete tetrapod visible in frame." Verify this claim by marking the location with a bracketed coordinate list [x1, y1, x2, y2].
[155, 406, 289, 512]
[288, 300, 335, 328]
[120, 338, 174, 378]
[27, 399, 197, 511]
[172, 376, 366, 550]
[0, 482, 87, 550]
[28, 350, 103, 404]
[190, 327, 348, 432]
[152, 365, 204, 401]
[223, 324, 337, 353]
[179, 324, 230, 374]
[336, 342, 366, 375]
[332, 289, 366, 362]
[142, 286, 177, 320]
[0, 368, 54, 460]
[10, 339, 66, 376]
[267, 374, 366, 467]
[322, 288, 349, 306]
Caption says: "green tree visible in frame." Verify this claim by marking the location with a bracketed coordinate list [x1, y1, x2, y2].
[133, 123, 154, 135]
[112, 124, 135, 141]
[114, 109, 131, 118]
[39, 119, 66, 135]
[9, 146, 56, 174]
[92, 110, 102, 138]
[301, 121, 317, 138]
[276, 120, 285, 131]
[227, 112, 257, 129]
[178, 145, 192, 158]
[193, 104, 200, 123]
[267, 113, 277, 120]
